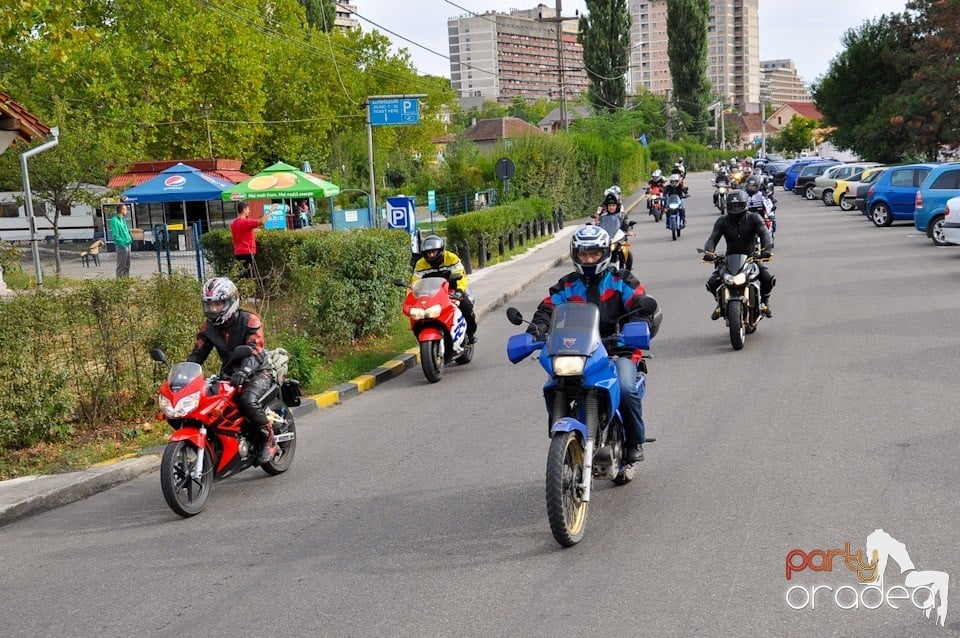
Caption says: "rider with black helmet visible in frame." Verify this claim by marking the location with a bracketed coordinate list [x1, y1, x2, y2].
[187, 277, 278, 464]
[412, 235, 478, 344]
[702, 190, 776, 319]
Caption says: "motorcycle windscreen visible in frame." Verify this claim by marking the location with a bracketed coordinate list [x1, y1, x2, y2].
[725, 254, 749, 273]
[167, 362, 203, 392]
[667, 194, 682, 209]
[410, 277, 446, 298]
[597, 214, 621, 238]
[545, 303, 601, 356]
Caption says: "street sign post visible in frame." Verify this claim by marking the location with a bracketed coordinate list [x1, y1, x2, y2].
[427, 189, 436, 232]
[496, 157, 516, 200]
[386, 195, 418, 256]
[366, 95, 427, 229]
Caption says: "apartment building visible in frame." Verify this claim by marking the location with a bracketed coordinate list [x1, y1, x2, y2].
[760, 59, 813, 107]
[447, 5, 589, 104]
[627, 0, 761, 113]
[334, 1, 359, 30]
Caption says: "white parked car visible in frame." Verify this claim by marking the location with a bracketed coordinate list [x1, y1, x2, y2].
[941, 196, 960, 246]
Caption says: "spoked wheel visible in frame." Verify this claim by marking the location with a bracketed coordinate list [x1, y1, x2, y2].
[262, 410, 296, 475]
[545, 431, 588, 547]
[840, 198, 854, 211]
[160, 441, 213, 517]
[871, 202, 893, 227]
[727, 299, 745, 351]
[420, 339, 444, 383]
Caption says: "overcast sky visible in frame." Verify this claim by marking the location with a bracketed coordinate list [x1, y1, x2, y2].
[356, 0, 910, 87]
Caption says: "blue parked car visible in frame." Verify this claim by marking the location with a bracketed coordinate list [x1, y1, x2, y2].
[865, 163, 938, 227]
[783, 157, 832, 192]
[913, 163, 960, 245]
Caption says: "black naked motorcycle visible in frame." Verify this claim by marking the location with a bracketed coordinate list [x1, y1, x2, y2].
[698, 249, 771, 350]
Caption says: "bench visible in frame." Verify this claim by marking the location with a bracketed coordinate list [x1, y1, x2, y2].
[80, 240, 106, 267]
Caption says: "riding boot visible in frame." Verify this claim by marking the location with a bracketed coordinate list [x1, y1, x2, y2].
[258, 424, 278, 464]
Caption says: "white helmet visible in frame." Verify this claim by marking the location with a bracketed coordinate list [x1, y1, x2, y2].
[570, 225, 611, 276]
[652, 169, 663, 179]
[669, 173, 681, 186]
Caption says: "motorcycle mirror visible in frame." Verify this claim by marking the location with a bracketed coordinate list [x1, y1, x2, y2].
[506, 307, 524, 326]
[393, 278, 408, 287]
[150, 348, 168, 365]
[231, 345, 254, 363]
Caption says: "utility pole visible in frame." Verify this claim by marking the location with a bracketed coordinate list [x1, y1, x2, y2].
[720, 97, 725, 151]
[201, 104, 213, 159]
[665, 89, 673, 141]
[554, 0, 568, 131]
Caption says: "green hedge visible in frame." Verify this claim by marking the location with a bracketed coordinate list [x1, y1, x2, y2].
[445, 198, 554, 269]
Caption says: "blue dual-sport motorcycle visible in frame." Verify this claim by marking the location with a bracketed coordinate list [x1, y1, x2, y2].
[506, 302, 653, 547]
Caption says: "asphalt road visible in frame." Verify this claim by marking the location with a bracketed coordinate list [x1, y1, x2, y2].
[2, 174, 958, 638]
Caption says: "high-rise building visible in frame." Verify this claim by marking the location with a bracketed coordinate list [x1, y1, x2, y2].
[760, 59, 812, 107]
[334, 1, 359, 30]
[447, 5, 588, 104]
[627, 0, 761, 113]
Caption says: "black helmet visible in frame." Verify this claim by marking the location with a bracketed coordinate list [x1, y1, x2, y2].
[420, 234, 445, 268]
[745, 177, 759, 194]
[603, 192, 620, 208]
[726, 189, 749, 217]
[201, 277, 239, 326]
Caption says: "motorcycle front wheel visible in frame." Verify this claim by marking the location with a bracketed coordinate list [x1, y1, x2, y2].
[727, 299, 746, 351]
[546, 431, 588, 547]
[262, 410, 296, 476]
[160, 441, 213, 517]
[420, 339, 444, 383]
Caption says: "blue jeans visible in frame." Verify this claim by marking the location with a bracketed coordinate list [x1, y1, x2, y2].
[615, 356, 645, 445]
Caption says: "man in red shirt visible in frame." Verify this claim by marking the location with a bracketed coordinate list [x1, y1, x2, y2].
[231, 202, 270, 279]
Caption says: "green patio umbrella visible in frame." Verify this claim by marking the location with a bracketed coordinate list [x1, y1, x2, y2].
[222, 161, 340, 201]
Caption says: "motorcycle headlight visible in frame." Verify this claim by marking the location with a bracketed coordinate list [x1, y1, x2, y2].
[159, 391, 201, 418]
[723, 272, 747, 286]
[553, 356, 586, 377]
[409, 304, 442, 320]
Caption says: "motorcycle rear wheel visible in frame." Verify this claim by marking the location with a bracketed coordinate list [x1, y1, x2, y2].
[727, 299, 745, 350]
[420, 339, 444, 383]
[455, 342, 474, 365]
[262, 411, 296, 475]
[546, 431, 588, 547]
[160, 441, 213, 517]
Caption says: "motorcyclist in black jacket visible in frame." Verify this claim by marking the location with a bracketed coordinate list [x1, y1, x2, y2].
[702, 189, 776, 319]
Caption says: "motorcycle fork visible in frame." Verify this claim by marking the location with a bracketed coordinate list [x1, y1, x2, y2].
[192, 426, 208, 479]
[581, 390, 599, 503]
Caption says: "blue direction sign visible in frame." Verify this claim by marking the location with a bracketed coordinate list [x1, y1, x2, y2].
[427, 190, 436, 212]
[386, 196, 416, 232]
[369, 98, 420, 127]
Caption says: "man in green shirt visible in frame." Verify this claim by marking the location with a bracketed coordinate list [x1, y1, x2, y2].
[110, 204, 132, 278]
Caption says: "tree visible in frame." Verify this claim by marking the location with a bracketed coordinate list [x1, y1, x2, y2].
[890, 0, 960, 158]
[666, 0, 711, 140]
[812, 14, 914, 161]
[579, 0, 630, 113]
[772, 116, 818, 155]
[298, 0, 337, 31]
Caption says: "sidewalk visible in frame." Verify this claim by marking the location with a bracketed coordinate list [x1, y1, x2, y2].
[0, 190, 644, 526]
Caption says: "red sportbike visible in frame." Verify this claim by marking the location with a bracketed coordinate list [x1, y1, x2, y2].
[150, 345, 298, 517]
[396, 273, 474, 383]
[645, 184, 665, 222]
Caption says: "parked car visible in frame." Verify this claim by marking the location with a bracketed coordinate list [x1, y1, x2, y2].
[794, 161, 842, 199]
[765, 160, 792, 186]
[941, 196, 960, 246]
[865, 163, 938, 227]
[842, 167, 886, 211]
[783, 158, 830, 193]
[813, 163, 881, 205]
[913, 162, 960, 245]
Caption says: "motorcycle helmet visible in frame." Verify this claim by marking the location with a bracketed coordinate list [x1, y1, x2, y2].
[420, 235, 445, 268]
[669, 173, 681, 186]
[744, 177, 760, 195]
[652, 169, 662, 180]
[725, 189, 749, 218]
[201, 277, 240, 326]
[603, 192, 620, 211]
[570, 225, 611, 276]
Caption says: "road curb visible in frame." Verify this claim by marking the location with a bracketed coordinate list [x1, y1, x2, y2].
[0, 455, 160, 527]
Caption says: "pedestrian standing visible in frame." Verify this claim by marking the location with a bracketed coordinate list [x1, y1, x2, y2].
[110, 204, 132, 278]
[231, 201, 270, 279]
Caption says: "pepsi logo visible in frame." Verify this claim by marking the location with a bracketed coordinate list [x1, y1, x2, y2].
[164, 175, 187, 187]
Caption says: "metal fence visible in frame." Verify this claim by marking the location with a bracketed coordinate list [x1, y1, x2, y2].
[16, 222, 208, 284]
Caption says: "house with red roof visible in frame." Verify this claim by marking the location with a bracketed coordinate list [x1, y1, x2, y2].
[766, 101, 824, 134]
[0, 92, 51, 155]
[459, 117, 546, 153]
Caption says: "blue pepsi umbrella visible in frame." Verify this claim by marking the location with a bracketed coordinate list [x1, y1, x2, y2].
[120, 163, 235, 203]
